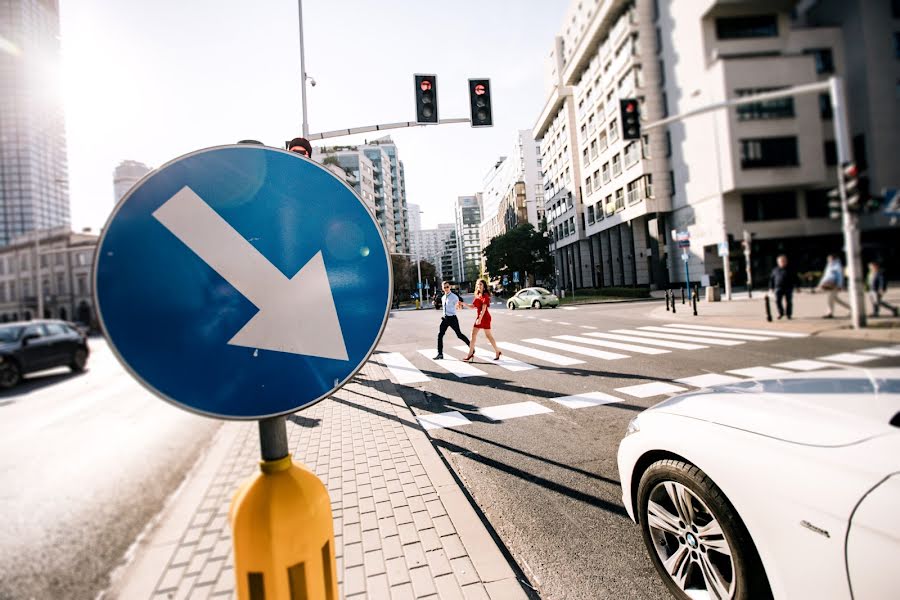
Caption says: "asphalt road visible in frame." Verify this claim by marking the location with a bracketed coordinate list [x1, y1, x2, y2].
[376, 298, 900, 600]
[0, 338, 220, 600]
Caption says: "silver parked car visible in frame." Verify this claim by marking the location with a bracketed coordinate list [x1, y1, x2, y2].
[506, 287, 560, 310]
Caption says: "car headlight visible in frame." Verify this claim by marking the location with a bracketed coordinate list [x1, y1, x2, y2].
[625, 417, 640, 436]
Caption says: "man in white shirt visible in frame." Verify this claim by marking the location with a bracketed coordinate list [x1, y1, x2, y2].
[434, 282, 470, 360]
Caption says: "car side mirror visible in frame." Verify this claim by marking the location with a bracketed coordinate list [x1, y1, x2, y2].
[22, 333, 39, 345]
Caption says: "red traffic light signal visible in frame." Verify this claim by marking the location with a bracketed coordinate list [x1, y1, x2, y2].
[619, 98, 641, 140]
[468, 78, 493, 128]
[414, 74, 438, 124]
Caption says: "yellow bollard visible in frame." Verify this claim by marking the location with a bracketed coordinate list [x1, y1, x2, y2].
[229, 455, 338, 600]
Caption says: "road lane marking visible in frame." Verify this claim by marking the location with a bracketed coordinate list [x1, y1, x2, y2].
[859, 346, 900, 357]
[541, 318, 554, 322]
[417, 411, 472, 431]
[651, 326, 774, 341]
[381, 352, 430, 384]
[561, 307, 578, 311]
[676, 373, 744, 388]
[726, 366, 792, 378]
[616, 381, 686, 398]
[772, 359, 835, 371]
[479, 401, 554, 421]
[453, 346, 536, 371]
[580, 325, 598, 329]
[817, 352, 879, 364]
[497, 342, 585, 366]
[551, 392, 622, 409]
[613, 329, 743, 346]
[523, 338, 628, 360]
[555, 335, 669, 355]
[558, 321, 572, 325]
[661, 323, 808, 338]
[587, 332, 708, 350]
[418, 350, 489, 377]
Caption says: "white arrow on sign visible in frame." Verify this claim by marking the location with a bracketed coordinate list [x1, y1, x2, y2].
[152, 186, 349, 361]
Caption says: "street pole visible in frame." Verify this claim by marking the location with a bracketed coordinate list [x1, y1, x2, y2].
[297, 0, 309, 137]
[415, 257, 422, 310]
[829, 76, 866, 329]
[743, 229, 753, 299]
[33, 233, 44, 319]
[709, 103, 732, 301]
[683, 252, 691, 301]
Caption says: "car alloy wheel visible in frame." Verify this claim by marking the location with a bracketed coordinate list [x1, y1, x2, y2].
[532, 300, 542, 309]
[70, 348, 88, 372]
[508, 302, 516, 310]
[637, 460, 771, 600]
[0, 361, 21, 389]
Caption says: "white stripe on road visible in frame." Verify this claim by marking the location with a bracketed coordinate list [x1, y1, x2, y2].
[616, 381, 686, 398]
[587, 332, 708, 350]
[453, 346, 537, 371]
[497, 342, 585, 366]
[541, 318, 553, 322]
[726, 366, 793, 378]
[676, 373, 744, 388]
[526, 316, 537, 319]
[558, 321, 573, 325]
[418, 350, 489, 377]
[417, 411, 472, 431]
[661, 324, 809, 338]
[772, 359, 836, 371]
[580, 325, 598, 330]
[479, 401, 554, 421]
[523, 338, 628, 360]
[381, 352, 430, 384]
[817, 352, 880, 364]
[561, 307, 578, 311]
[613, 329, 743, 346]
[860, 346, 900, 357]
[551, 392, 622, 409]
[555, 335, 669, 355]
[653, 326, 775, 341]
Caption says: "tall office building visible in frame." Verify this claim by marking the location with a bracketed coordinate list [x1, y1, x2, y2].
[454, 195, 482, 285]
[113, 160, 151, 203]
[534, 0, 898, 291]
[0, 0, 71, 246]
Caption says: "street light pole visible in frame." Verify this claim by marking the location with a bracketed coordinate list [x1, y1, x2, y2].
[297, 0, 309, 137]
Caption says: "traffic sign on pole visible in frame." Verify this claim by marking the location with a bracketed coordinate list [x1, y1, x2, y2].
[95, 145, 392, 420]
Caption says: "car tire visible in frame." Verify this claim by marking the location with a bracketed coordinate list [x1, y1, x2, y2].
[532, 300, 542, 309]
[507, 302, 516, 310]
[69, 347, 88, 373]
[636, 459, 771, 600]
[0, 360, 22, 389]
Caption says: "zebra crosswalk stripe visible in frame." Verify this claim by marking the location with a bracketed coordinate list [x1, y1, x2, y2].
[676, 373, 744, 388]
[616, 381, 686, 398]
[586, 332, 707, 350]
[772, 359, 835, 371]
[417, 350, 488, 377]
[551, 392, 622, 409]
[453, 346, 537, 371]
[554, 334, 669, 355]
[614, 329, 743, 346]
[650, 326, 774, 341]
[380, 352, 430, 384]
[663, 323, 808, 338]
[727, 366, 792, 378]
[580, 325, 598, 330]
[417, 411, 472, 431]
[479, 401, 554, 421]
[859, 346, 900, 357]
[817, 352, 879, 364]
[523, 338, 628, 360]
[497, 341, 585, 365]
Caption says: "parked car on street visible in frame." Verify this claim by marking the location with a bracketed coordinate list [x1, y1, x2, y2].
[506, 287, 560, 310]
[0, 320, 90, 389]
[617, 368, 900, 600]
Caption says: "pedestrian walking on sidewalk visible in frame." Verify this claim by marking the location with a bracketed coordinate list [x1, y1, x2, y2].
[867, 262, 899, 317]
[768, 254, 797, 319]
[460, 278, 502, 361]
[433, 282, 470, 360]
[817, 254, 849, 318]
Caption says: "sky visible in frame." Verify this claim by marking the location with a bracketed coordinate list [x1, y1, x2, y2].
[58, 0, 568, 231]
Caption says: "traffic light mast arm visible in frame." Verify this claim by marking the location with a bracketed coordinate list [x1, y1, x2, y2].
[305, 118, 472, 141]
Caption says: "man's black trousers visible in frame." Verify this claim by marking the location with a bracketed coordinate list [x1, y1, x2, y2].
[775, 288, 793, 318]
[437, 315, 470, 353]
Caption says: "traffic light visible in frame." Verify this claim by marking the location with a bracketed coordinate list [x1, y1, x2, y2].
[414, 74, 438, 124]
[843, 162, 859, 210]
[828, 188, 842, 219]
[468, 79, 493, 127]
[620, 98, 641, 140]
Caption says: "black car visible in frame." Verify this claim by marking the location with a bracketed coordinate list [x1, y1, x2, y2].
[0, 320, 90, 389]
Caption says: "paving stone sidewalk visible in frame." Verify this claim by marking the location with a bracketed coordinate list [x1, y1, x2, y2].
[110, 361, 528, 600]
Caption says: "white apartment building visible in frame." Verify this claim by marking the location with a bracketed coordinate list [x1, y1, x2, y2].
[411, 223, 455, 271]
[454, 195, 482, 284]
[113, 160, 151, 203]
[535, 0, 899, 291]
[0, 227, 98, 325]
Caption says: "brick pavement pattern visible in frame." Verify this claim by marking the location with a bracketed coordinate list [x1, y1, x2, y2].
[146, 361, 516, 600]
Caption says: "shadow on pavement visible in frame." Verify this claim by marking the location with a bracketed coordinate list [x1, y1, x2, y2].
[0, 369, 88, 400]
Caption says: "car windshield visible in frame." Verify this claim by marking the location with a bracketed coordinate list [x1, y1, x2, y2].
[0, 326, 23, 343]
[535, 288, 551, 295]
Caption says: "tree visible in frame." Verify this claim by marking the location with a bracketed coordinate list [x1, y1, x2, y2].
[483, 223, 552, 283]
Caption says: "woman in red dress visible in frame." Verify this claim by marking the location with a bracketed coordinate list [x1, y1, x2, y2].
[460, 278, 502, 361]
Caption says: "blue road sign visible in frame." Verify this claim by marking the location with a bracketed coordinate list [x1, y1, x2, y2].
[502, 276, 508, 285]
[513, 271, 520, 283]
[884, 188, 899, 216]
[95, 145, 392, 420]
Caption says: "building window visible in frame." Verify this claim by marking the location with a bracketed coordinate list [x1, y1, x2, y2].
[598, 131, 608, 152]
[596, 200, 604, 221]
[742, 191, 798, 221]
[853, 134, 868, 170]
[587, 205, 596, 224]
[665, 131, 672, 157]
[804, 48, 835, 74]
[819, 93, 833, 120]
[615, 188, 625, 211]
[740, 137, 799, 169]
[624, 142, 640, 168]
[642, 134, 651, 159]
[805, 189, 830, 218]
[735, 88, 794, 120]
[583, 147, 590, 165]
[602, 162, 611, 184]
[824, 140, 837, 167]
[715, 15, 778, 40]
[669, 170, 676, 196]
[612, 153, 622, 177]
[585, 177, 593, 196]
[590, 139, 599, 159]
[894, 32, 900, 59]
[626, 179, 640, 204]
[605, 194, 614, 216]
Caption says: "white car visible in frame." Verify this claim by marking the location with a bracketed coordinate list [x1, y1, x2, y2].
[617, 368, 900, 600]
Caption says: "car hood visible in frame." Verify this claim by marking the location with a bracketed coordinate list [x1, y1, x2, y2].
[649, 368, 900, 447]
